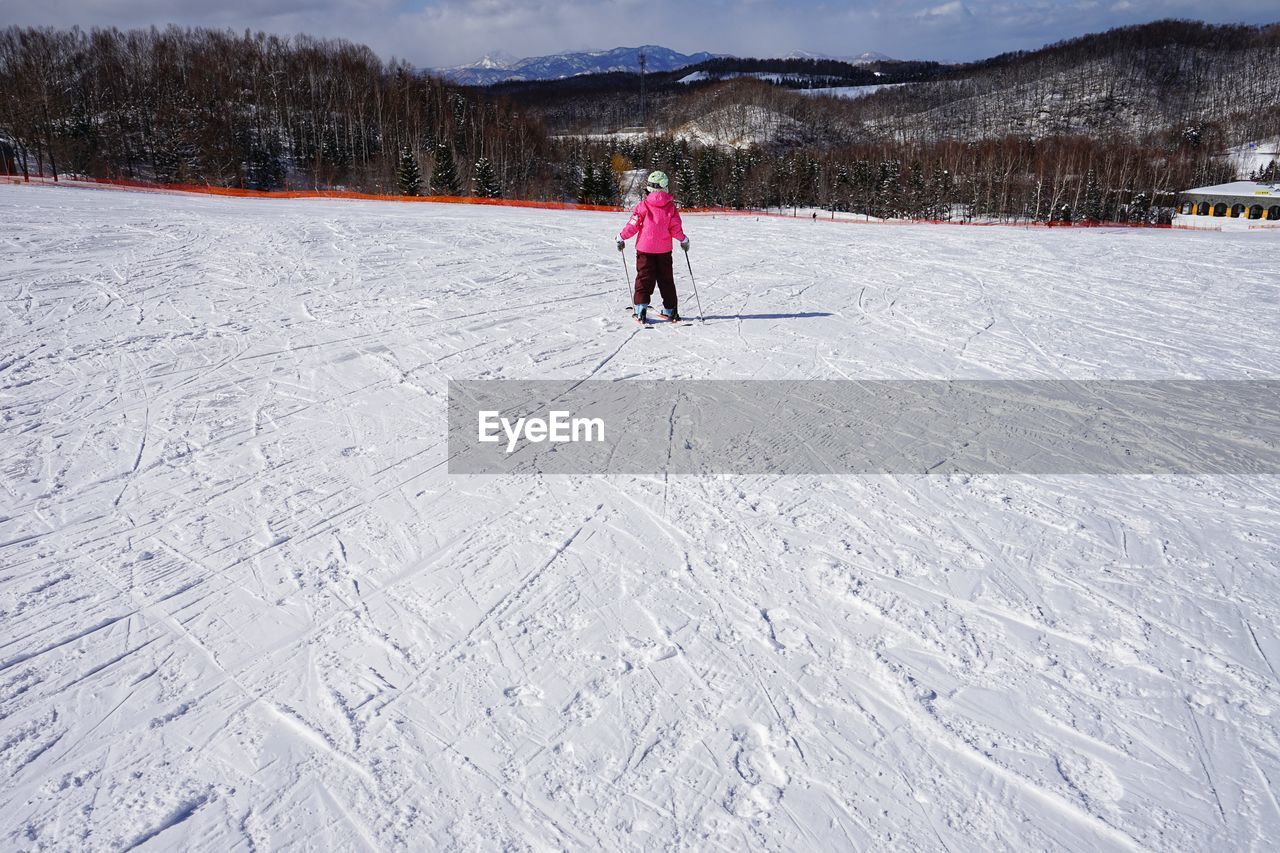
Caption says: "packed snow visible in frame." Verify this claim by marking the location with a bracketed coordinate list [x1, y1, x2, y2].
[2, 182, 1279, 851]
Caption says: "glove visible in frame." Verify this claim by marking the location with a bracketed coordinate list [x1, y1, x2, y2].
[616, 239, 625, 252]
[680, 238, 690, 252]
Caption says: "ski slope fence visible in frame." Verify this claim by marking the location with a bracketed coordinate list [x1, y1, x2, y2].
[1, 172, 1208, 230]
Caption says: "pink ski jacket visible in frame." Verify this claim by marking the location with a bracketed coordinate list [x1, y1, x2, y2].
[619, 191, 687, 254]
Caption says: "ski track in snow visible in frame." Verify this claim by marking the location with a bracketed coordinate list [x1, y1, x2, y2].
[1, 183, 1279, 851]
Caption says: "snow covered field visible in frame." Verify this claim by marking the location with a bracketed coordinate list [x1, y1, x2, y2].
[798, 83, 906, 100]
[2, 183, 1279, 851]
[1225, 139, 1280, 178]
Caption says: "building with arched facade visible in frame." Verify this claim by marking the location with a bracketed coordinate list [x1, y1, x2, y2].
[1176, 181, 1280, 223]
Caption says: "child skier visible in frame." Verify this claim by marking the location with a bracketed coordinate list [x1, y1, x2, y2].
[616, 170, 690, 323]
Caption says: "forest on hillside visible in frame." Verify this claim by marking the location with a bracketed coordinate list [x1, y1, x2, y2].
[1, 21, 1276, 223]
[0, 26, 554, 197]
[514, 21, 1280, 144]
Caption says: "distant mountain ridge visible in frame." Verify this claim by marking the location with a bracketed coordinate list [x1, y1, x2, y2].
[784, 50, 895, 64]
[436, 46, 717, 85]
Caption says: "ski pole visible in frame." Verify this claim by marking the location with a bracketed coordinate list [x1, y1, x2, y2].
[683, 249, 704, 323]
[620, 250, 633, 309]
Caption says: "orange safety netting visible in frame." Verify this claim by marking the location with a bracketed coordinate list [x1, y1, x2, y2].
[683, 208, 1174, 229]
[7, 173, 1176, 228]
[6, 173, 626, 213]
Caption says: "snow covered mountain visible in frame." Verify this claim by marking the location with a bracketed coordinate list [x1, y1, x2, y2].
[436, 45, 716, 85]
[451, 51, 519, 72]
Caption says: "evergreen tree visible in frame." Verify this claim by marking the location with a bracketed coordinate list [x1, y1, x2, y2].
[243, 128, 285, 191]
[1083, 169, 1104, 221]
[152, 133, 180, 185]
[803, 158, 821, 209]
[246, 146, 285, 191]
[597, 159, 617, 205]
[1129, 191, 1151, 222]
[675, 161, 695, 206]
[772, 154, 798, 211]
[450, 93, 469, 154]
[397, 147, 422, 196]
[877, 160, 903, 219]
[472, 156, 500, 198]
[851, 160, 873, 217]
[929, 164, 952, 220]
[578, 161, 597, 204]
[694, 153, 716, 208]
[563, 147, 583, 201]
[960, 174, 980, 222]
[431, 142, 460, 196]
[729, 149, 748, 209]
[906, 161, 927, 219]
[833, 163, 851, 212]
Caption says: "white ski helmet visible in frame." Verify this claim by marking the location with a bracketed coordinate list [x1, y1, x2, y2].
[646, 170, 669, 192]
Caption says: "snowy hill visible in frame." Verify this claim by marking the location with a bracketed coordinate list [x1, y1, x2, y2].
[675, 104, 807, 148]
[867, 53, 1278, 140]
[1, 183, 1279, 850]
[856, 23, 1280, 143]
[1225, 138, 1280, 177]
[436, 45, 716, 85]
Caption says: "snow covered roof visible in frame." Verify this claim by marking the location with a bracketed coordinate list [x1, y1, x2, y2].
[1182, 181, 1279, 198]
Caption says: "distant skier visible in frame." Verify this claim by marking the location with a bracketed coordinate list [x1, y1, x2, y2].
[616, 170, 689, 323]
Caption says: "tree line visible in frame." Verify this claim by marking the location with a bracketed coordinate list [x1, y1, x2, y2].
[0, 25, 553, 196]
[0, 23, 1271, 224]
[564, 132, 1242, 224]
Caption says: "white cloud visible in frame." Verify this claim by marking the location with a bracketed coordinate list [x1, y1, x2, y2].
[918, 1, 970, 19]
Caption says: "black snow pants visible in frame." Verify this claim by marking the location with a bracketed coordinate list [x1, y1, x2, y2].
[633, 251, 677, 311]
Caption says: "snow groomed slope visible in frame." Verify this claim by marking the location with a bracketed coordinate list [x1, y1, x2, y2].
[1, 183, 1278, 850]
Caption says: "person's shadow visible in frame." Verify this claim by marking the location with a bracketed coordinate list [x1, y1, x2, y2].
[699, 312, 833, 321]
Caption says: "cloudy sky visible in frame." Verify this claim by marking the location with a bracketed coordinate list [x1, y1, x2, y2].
[3, 0, 1275, 66]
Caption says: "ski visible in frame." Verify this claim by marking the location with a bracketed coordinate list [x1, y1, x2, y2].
[624, 307, 689, 326]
